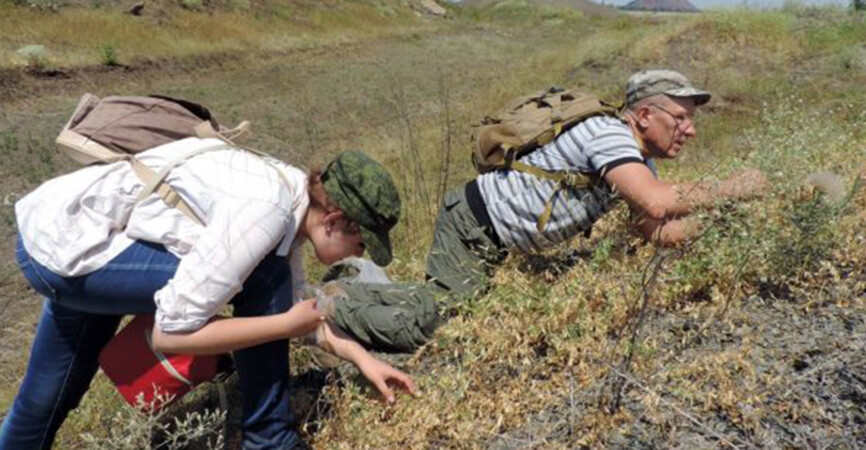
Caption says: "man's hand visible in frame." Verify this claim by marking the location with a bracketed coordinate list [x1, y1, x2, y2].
[634, 215, 700, 247]
[283, 299, 325, 339]
[722, 169, 768, 200]
[357, 357, 417, 404]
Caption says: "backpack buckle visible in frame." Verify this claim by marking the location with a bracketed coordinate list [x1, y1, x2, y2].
[560, 172, 590, 189]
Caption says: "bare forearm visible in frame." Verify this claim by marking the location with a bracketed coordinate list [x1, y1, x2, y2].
[318, 321, 375, 367]
[152, 299, 322, 355]
[667, 169, 768, 217]
[666, 180, 729, 216]
[608, 164, 724, 221]
[152, 315, 292, 355]
[607, 164, 767, 223]
[316, 321, 417, 403]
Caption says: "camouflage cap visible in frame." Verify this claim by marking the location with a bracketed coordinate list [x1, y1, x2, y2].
[626, 69, 711, 107]
[321, 151, 401, 266]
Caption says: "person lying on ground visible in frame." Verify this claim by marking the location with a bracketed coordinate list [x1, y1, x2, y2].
[323, 69, 768, 354]
[0, 145, 414, 450]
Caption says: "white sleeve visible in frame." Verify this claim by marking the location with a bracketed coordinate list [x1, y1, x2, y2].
[154, 198, 290, 333]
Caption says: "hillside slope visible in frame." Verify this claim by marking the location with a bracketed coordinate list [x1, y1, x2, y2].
[0, 2, 863, 448]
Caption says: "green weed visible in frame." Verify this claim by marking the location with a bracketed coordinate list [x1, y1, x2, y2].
[837, 44, 866, 71]
[98, 42, 119, 66]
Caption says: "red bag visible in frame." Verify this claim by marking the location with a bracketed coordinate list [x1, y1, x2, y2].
[98, 315, 231, 412]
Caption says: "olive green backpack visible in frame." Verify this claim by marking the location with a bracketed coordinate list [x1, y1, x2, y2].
[470, 87, 620, 231]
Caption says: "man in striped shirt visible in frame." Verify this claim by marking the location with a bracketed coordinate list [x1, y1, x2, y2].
[329, 69, 767, 353]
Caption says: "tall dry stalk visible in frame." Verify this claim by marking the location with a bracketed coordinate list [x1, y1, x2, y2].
[388, 73, 435, 231]
[436, 72, 455, 208]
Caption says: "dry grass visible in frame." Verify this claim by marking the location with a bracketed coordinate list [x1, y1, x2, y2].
[0, 1, 864, 448]
[0, 0, 433, 69]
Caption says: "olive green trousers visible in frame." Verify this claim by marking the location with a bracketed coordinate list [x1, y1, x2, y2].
[332, 186, 506, 353]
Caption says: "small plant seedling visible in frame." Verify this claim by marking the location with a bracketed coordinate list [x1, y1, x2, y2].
[98, 44, 119, 67]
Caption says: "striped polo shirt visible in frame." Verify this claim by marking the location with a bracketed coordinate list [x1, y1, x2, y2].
[477, 115, 656, 253]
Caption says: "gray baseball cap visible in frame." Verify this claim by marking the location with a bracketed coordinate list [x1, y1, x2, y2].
[626, 69, 711, 107]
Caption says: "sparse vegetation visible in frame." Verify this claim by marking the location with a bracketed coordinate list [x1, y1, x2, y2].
[0, 1, 863, 448]
[0, 0, 434, 69]
[81, 391, 226, 450]
[180, 0, 203, 12]
[15, 44, 49, 71]
[97, 42, 119, 66]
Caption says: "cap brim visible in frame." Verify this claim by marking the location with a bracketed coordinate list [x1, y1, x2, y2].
[666, 87, 711, 105]
[360, 227, 392, 267]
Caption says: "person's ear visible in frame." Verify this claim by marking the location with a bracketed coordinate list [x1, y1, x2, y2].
[637, 106, 652, 129]
[322, 211, 344, 234]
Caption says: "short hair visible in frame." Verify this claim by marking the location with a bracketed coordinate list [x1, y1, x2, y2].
[307, 169, 340, 213]
[626, 93, 669, 114]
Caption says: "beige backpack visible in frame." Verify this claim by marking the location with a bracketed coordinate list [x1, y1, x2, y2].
[56, 94, 251, 225]
[471, 87, 620, 231]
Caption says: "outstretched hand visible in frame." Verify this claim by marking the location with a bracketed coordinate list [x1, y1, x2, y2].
[357, 357, 417, 404]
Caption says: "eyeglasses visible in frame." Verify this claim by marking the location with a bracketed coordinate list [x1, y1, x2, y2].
[650, 104, 694, 131]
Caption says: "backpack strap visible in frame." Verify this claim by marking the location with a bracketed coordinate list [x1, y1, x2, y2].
[535, 170, 599, 233]
[133, 142, 295, 228]
[57, 126, 207, 226]
[135, 142, 230, 205]
[494, 143, 599, 233]
[510, 114, 646, 234]
[476, 93, 626, 234]
[56, 128, 128, 165]
[194, 120, 252, 144]
[130, 142, 236, 226]
[144, 325, 194, 387]
[536, 121, 651, 234]
[129, 158, 205, 226]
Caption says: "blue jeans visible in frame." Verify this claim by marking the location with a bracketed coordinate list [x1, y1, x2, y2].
[0, 236, 299, 449]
